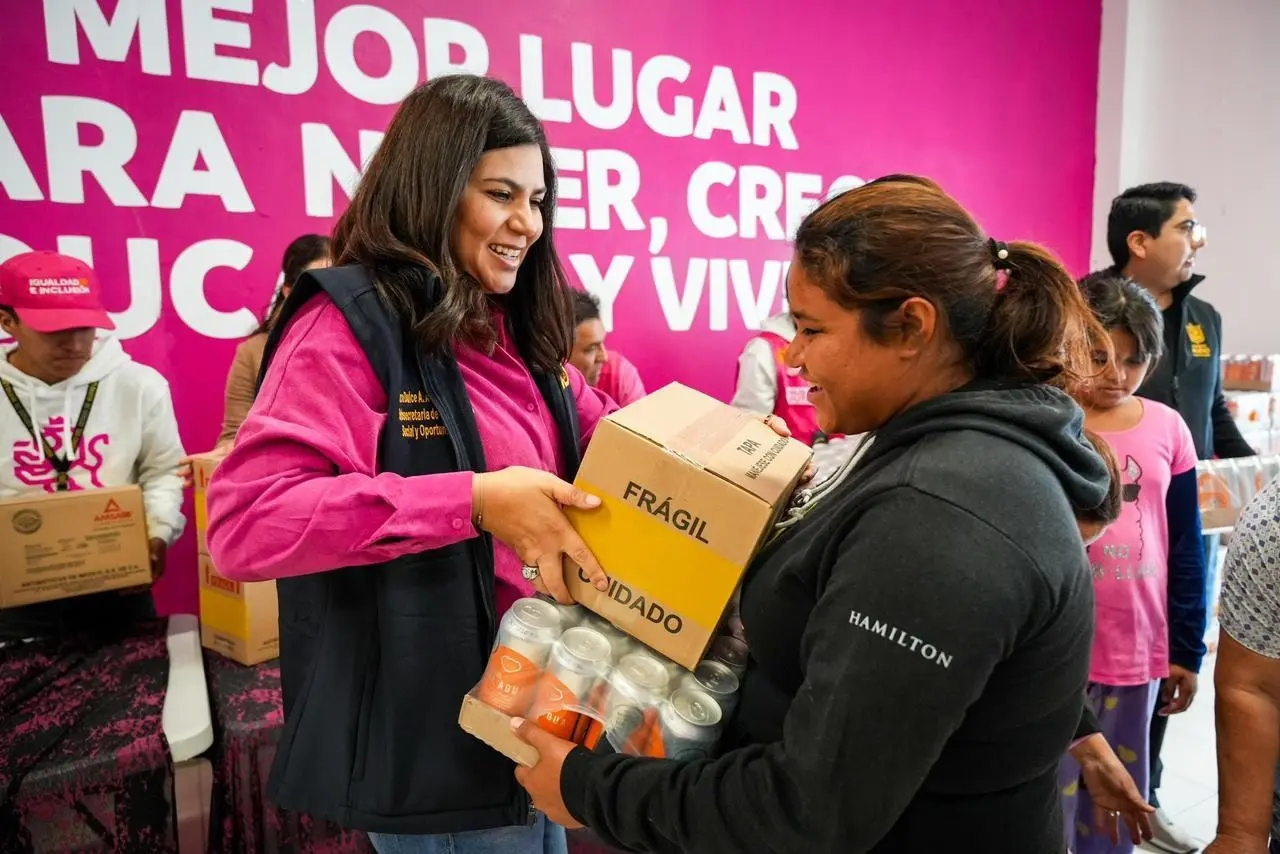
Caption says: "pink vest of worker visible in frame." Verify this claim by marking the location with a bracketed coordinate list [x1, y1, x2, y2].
[756, 330, 821, 446]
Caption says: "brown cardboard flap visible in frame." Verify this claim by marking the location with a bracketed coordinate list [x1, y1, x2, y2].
[458, 695, 540, 768]
[605, 383, 729, 455]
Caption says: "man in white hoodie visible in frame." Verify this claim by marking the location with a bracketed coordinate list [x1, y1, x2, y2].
[730, 311, 824, 445]
[0, 251, 185, 638]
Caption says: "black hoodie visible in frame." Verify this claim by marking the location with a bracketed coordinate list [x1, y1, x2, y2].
[559, 382, 1109, 854]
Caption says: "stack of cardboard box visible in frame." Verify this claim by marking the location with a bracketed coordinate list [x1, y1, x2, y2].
[190, 454, 279, 665]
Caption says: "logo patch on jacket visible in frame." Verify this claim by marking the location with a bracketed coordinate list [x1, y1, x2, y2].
[397, 390, 448, 440]
[1186, 323, 1211, 359]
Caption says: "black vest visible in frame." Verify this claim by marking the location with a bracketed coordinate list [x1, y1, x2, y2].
[256, 265, 581, 834]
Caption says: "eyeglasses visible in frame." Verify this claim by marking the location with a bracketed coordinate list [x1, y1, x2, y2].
[1179, 220, 1208, 245]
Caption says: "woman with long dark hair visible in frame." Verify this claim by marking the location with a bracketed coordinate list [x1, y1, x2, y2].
[214, 234, 330, 449]
[201, 75, 643, 854]
[512, 175, 1116, 853]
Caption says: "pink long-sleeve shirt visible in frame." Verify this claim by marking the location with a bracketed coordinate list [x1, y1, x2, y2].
[205, 293, 616, 616]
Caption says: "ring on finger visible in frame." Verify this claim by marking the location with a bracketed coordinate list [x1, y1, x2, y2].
[521, 564, 541, 581]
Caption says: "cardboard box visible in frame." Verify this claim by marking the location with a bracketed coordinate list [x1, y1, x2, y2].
[189, 453, 223, 556]
[458, 695, 540, 768]
[0, 486, 152, 608]
[564, 383, 811, 669]
[198, 554, 279, 665]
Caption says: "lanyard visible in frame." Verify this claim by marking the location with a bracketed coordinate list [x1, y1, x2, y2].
[1, 379, 99, 492]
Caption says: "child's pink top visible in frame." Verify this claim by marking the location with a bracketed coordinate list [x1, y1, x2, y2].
[1087, 401, 1197, 685]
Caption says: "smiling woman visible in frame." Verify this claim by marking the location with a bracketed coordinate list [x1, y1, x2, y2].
[331, 77, 570, 375]
[510, 175, 1117, 854]
[202, 75, 619, 854]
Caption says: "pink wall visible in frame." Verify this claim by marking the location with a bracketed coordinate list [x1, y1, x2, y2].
[0, 0, 1102, 614]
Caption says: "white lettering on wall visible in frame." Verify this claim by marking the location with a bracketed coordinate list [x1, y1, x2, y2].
[652, 257, 708, 331]
[587, 150, 643, 231]
[108, 239, 165, 339]
[262, 0, 318, 94]
[0, 117, 43, 202]
[520, 35, 572, 123]
[688, 164, 867, 240]
[44, 0, 172, 75]
[551, 147, 586, 231]
[568, 255, 634, 331]
[301, 124, 385, 217]
[651, 257, 787, 332]
[324, 4, 418, 105]
[637, 56, 694, 138]
[43, 96, 147, 207]
[687, 162, 737, 239]
[170, 239, 257, 338]
[752, 72, 798, 149]
[694, 67, 750, 146]
[739, 164, 786, 240]
[571, 44, 633, 131]
[424, 17, 489, 78]
[551, 148, 644, 232]
[152, 111, 254, 212]
[182, 0, 259, 86]
[731, 259, 788, 330]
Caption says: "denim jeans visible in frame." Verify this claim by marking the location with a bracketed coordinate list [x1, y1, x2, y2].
[368, 814, 567, 854]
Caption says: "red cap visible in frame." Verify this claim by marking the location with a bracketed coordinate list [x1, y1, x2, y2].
[0, 251, 115, 333]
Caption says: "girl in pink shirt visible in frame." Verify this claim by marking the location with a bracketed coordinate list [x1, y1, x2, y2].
[1059, 272, 1207, 854]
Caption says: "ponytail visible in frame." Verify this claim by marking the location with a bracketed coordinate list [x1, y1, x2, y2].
[794, 174, 1105, 391]
[973, 241, 1105, 390]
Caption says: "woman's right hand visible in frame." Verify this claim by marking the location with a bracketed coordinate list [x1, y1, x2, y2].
[473, 466, 610, 604]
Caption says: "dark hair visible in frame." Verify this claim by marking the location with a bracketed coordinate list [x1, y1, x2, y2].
[571, 290, 601, 327]
[331, 75, 571, 372]
[1079, 270, 1164, 364]
[793, 174, 1104, 390]
[254, 234, 331, 335]
[1079, 429, 1123, 527]
[1106, 182, 1197, 269]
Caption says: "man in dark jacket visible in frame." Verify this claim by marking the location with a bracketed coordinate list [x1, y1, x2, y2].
[1108, 181, 1256, 853]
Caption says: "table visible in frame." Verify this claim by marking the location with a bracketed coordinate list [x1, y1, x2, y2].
[202, 652, 373, 854]
[0, 621, 174, 853]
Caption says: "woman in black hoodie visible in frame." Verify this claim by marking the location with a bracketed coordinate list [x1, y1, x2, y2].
[513, 175, 1113, 853]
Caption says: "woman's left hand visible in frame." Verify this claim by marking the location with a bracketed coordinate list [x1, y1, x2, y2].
[762, 414, 816, 484]
[1071, 733, 1154, 845]
[510, 717, 585, 830]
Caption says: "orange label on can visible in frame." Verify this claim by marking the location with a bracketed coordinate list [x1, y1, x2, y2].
[576, 716, 602, 747]
[644, 717, 667, 758]
[475, 645, 542, 716]
[531, 675, 582, 740]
